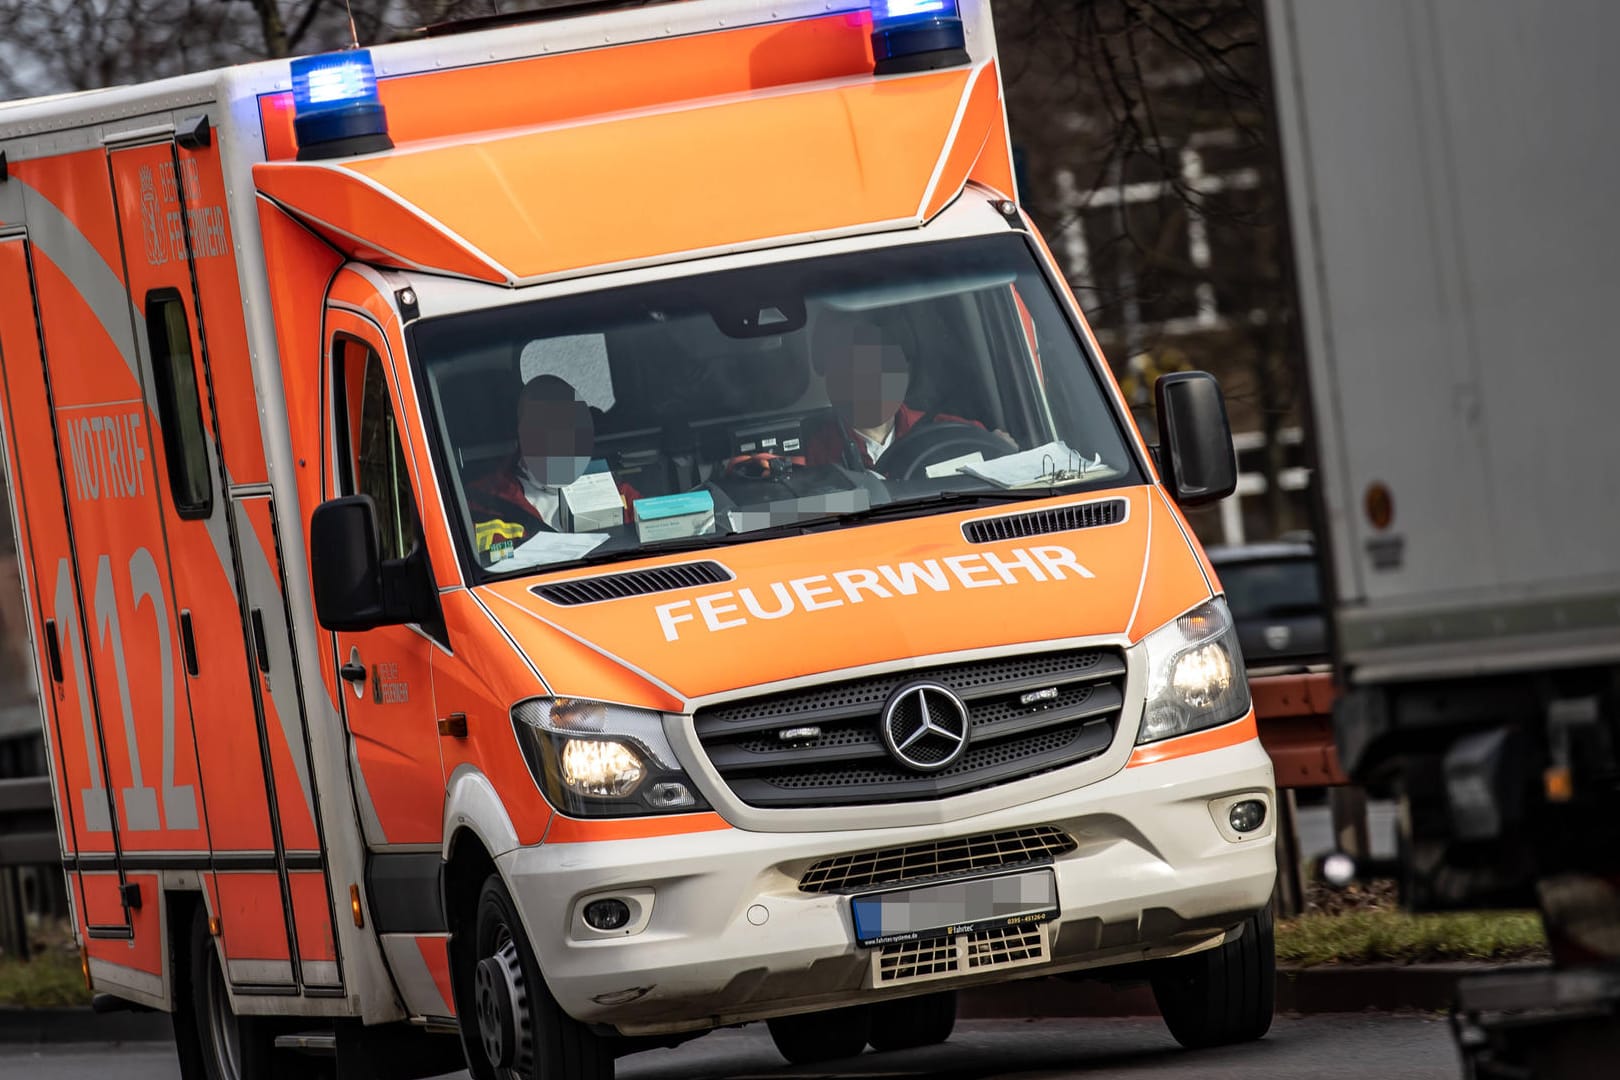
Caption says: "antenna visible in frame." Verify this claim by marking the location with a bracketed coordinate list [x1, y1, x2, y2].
[343, 0, 360, 48]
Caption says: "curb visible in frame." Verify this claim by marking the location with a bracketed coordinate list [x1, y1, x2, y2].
[0, 1007, 172, 1044]
[958, 962, 1549, 1019]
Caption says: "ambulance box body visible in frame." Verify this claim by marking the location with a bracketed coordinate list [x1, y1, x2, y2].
[0, 2, 1275, 1076]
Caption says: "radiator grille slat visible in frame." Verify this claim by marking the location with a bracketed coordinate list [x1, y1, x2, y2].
[531, 560, 731, 605]
[799, 825, 1077, 893]
[694, 648, 1125, 809]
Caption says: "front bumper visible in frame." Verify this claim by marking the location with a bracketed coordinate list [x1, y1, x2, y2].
[500, 736, 1275, 1037]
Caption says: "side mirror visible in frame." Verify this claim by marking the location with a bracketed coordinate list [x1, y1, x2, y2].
[1154, 371, 1237, 506]
[311, 496, 389, 632]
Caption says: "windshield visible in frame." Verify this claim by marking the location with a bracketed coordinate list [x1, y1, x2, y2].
[408, 233, 1141, 576]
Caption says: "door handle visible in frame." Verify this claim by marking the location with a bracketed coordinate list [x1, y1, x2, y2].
[339, 661, 367, 684]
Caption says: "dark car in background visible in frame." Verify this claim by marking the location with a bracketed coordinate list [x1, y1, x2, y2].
[1206, 539, 1328, 671]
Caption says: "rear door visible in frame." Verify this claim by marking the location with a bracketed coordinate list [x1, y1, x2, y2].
[0, 234, 130, 940]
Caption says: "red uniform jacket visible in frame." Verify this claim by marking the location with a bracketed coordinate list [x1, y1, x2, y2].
[803, 404, 979, 469]
[466, 459, 639, 552]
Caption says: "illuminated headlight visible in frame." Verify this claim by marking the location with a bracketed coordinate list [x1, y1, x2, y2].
[512, 698, 709, 817]
[1136, 598, 1251, 744]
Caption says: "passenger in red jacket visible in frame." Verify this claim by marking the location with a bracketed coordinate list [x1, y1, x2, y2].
[466, 375, 637, 557]
[803, 309, 981, 470]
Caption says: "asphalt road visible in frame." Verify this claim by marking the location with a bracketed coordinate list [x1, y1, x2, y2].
[0, 1015, 1462, 1079]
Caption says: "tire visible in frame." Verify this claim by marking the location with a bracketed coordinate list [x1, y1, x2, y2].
[188, 906, 278, 1080]
[767, 1005, 871, 1065]
[460, 873, 612, 1080]
[1150, 906, 1275, 1050]
[867, 991, 957, 1052]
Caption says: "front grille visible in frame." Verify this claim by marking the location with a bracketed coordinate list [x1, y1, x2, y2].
[693, 648, 1125, 809]
[874, 923, 1049, 985]
[531, 560, 730, 605]
[798, 826, 1077, 894]
[961, 498, 1127, 544]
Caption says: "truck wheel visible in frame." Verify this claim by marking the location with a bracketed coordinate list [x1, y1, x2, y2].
[1150, 906, 1275, 1049]
[867, 991, 957, 1051]
[467, 873, 611, 1080]
[189, 906, 277, 1080]
[767, 1005, 871, 1064]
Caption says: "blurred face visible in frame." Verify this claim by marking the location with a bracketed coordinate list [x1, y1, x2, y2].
[822, 334, 910, 430]
[518, 396, 593, 486]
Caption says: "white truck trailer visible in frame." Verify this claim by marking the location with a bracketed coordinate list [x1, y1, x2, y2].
[1267, 1, 1620, 1074]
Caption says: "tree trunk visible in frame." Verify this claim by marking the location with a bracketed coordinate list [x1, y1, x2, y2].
[253, 0, 290, 58]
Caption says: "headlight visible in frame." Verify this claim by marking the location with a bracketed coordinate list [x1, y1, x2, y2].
[1136, 598, 1251, 744]
[512, 698, 711, 817]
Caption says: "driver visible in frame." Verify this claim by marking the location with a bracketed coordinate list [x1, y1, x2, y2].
[466, 374, 638, 555]
[802, 309, 983, 470]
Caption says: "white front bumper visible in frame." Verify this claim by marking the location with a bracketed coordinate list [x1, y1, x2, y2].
[499, 738, 1275, 1036]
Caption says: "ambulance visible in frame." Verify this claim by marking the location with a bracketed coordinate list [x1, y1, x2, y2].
[0, 1, 1277, 1076]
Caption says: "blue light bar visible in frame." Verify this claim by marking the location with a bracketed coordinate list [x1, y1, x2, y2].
[874, 0, 957, 23]
[870, 0, 968, 76]
[289, 49, 393, 160]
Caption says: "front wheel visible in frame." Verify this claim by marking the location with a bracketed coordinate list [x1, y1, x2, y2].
[867, 991, 956, 1052]
[1150, 906, 1275, 1049]
[767, 1005, 871, 1065]
[462, 873, 611, 1080]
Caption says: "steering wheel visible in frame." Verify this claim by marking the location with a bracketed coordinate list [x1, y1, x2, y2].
[873, 421, 1017, 482]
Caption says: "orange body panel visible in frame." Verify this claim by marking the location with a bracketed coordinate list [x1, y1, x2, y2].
[215, 873, 294, 964]
[255, 65, 980, 284]
[545, 813, 732, 845]
[0, 240, 116, 882]
[30, 244, 208, 854]
[79, 873, 164, 973]
[1127, 489, 1215, 641]
[176, 141, 269, 485]
[485, 488, 1159, 701]
[258, 13, 876, 162]
[1126, 712, 1260, 768]
[923, 63, 1004, 220]
[7, 152, 128, 283]
[432, 592, 553, 848]
[288, 870, 339, 970]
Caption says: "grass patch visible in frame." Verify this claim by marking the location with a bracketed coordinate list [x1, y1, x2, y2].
[1276, 908, 1548, 967]
[0, 945, 91, 1008]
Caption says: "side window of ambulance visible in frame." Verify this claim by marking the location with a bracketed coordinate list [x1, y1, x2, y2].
[145, 291, 213, 519]
[337, 339, 419, 562]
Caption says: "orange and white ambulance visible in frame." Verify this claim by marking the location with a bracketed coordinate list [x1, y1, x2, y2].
[0, 1, 1276, 1076]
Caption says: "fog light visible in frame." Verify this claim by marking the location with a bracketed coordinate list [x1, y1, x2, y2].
[1228, 799, 1266, 833]
[583, 899, 632, 932]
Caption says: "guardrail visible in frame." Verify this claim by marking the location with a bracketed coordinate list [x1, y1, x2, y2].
[0, 776, 57, 961]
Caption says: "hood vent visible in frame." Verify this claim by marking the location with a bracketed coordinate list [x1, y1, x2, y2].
[532, 560, 732, 606]
[962, 498, 1128, 544]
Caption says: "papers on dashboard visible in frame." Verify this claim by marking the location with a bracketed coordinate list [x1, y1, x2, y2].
[960, 441, 1119, 489]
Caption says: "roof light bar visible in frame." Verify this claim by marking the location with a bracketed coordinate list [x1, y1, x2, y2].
[290, 49, 393, 161]
[871, 0, 969, 76]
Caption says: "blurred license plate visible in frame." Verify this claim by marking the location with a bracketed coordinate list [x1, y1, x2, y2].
[850, 868, 1058, 947]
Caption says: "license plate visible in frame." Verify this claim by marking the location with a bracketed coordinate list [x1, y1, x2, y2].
[850, 868, 1059, 947]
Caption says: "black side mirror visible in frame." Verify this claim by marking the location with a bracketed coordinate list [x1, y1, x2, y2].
[1154, 371, 1237, 506]
[311, 496, 389, 631]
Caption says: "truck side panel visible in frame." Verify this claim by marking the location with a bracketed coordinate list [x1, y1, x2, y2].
[1270, 0, 1620, 667]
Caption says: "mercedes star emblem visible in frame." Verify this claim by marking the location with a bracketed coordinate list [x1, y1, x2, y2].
[881, 681, 971, 772]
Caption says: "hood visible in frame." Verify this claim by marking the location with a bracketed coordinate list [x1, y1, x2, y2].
[479, 485, 1211, 703]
